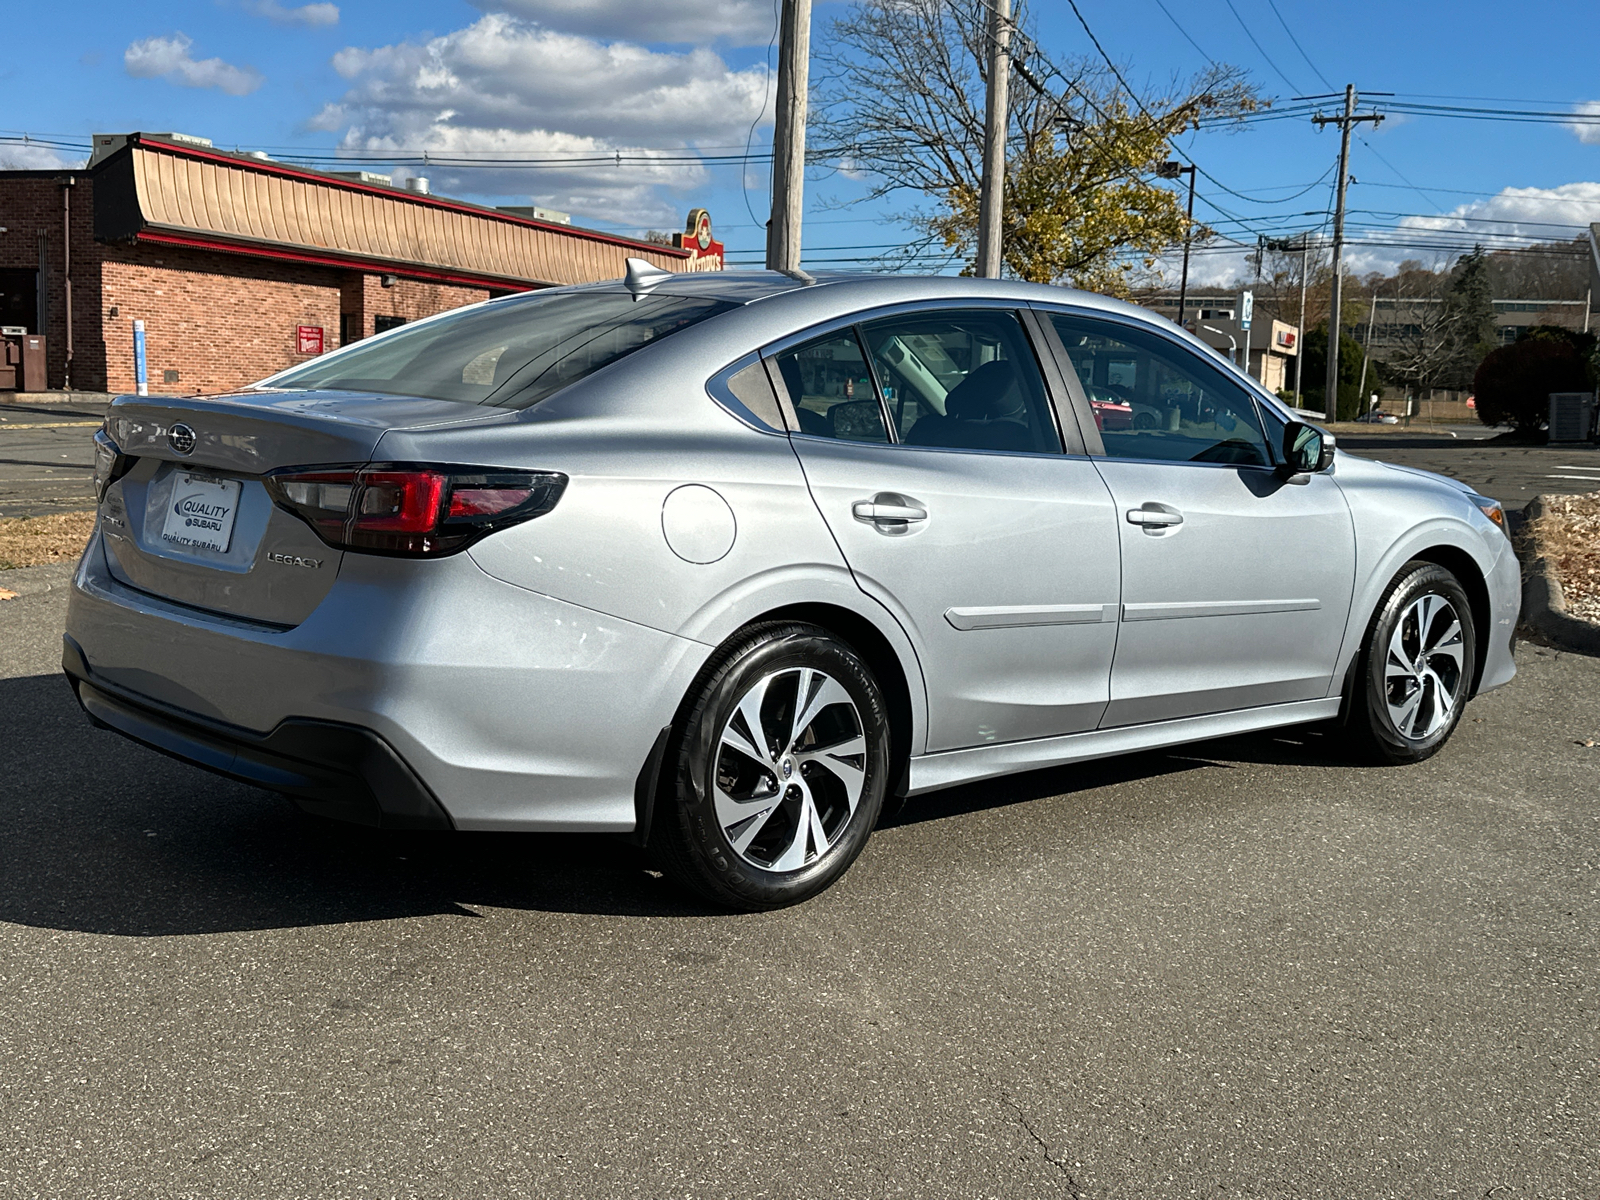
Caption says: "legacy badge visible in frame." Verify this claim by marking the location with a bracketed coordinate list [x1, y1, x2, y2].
[267, 551, 323, 569]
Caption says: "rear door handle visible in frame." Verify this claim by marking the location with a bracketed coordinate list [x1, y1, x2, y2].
[1126, 505, 1183, 527]
[853, 493, 928, 526]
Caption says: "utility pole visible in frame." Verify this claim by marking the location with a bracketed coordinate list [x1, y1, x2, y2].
[765, 0, 812, 274]
[1312, 85, 1382, 417]
[1294, 236, 1310, 407]
[1357, 281, 1379, 411]
[975, 0, 1013, 278]
[1159, 161, 1198, 329]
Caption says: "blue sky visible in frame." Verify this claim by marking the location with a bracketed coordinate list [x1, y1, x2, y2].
[5, 0, 1600, 284]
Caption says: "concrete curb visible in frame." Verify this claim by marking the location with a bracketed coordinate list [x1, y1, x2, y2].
[1517, 496, 1600, 657]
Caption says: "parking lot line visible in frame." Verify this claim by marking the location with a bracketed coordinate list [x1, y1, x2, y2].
[0, 422, 102, 431]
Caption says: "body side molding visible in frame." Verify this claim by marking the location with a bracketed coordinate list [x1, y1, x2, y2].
[944, 602, 1119, 631]
[906, 696, 1341, 794]
[1120, 598, 1322, 622]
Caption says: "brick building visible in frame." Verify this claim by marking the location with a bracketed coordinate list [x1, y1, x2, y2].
[0, 132, 724, 395]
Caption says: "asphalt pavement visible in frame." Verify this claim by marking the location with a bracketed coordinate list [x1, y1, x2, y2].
[0, 395, 110, 519]
[2, 565, 1597, 1197]
[1334, 426, 1600, 508]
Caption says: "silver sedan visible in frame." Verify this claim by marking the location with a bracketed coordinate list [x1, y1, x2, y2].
[65, 269, 1520, 908]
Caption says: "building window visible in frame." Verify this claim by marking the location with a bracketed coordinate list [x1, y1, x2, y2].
[374, 315, 406, 335]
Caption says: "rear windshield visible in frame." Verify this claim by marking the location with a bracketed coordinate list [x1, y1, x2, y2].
[261, 291, 737, 408]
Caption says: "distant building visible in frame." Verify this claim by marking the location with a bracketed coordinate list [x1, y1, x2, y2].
[1355, 297, 1588, 353]
[1135, 288, 1590, 398]
[1135, 292, 1301, 394]
[0, 132, 724, 394]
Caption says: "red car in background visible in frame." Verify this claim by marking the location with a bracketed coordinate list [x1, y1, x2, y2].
[1086, 385, 1133, 430]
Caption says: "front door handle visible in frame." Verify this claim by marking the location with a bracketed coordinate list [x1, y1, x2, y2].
[853, 493, 927, 529]
[1126, 504, 1184, 527]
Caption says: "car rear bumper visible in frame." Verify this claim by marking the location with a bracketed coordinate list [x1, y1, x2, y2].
[64, 531, 712, 832]
[64, 649, 452, 829]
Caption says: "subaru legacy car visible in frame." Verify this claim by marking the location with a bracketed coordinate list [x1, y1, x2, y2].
[65, 268, 1519, 909]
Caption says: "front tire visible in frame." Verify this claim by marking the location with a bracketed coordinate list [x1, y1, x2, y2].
[652, 622, 890, 910]
[1347, 561, 1477, 765]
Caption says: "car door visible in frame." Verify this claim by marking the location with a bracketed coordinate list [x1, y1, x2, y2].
[1038, 308, 1357, 728]
[770, 305, 1122, 753]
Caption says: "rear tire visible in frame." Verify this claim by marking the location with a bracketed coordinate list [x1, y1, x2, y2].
[651, 622, 890, 910]
[1346, 561, 1476, 765]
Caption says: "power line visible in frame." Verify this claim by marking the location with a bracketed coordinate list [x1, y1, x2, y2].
[1148, 0, 1217, 65]
[739, 0, 781, 227]
[1263, 0, 1335, 92]
[1218, 0, 1300, 92]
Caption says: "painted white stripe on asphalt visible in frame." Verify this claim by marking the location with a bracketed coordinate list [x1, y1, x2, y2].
[1542, 474, 1600, 481]
[0, 422, 101, 431]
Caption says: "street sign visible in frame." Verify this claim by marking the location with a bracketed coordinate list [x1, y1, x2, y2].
[1239, 290, 1254, 331]
[133, 319, 148, 397]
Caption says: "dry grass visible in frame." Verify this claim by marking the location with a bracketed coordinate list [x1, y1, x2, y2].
[0, 511, 96, 570]
[1524, 491, 1600, 624]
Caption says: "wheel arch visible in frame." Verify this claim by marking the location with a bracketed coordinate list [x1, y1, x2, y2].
[1334, 514, 1499, 698]
[757, 602, 920, 800]
[633, 598, 927, 845]
[1409, 543, 1493, 697]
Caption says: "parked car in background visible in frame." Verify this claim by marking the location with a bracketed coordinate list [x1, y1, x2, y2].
[1355, 410, 1401, 424]
[1084, 384, 1133, 430]
[66, 270, 1521, 910]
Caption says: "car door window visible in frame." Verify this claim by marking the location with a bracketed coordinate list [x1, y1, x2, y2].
[771, 331, 888, 443]
[858, 310, 1061, 454]
[1048, 313, 1273, 467]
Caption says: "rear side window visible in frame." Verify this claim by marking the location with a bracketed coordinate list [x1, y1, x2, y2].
[771, 331, 888, 443]
[858, 310, 1059, 454]
[263, 291, 737, 409]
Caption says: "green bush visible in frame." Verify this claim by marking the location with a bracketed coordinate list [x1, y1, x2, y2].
[1300, 323, 1375, 420]
[1474, 328, 1593, 430]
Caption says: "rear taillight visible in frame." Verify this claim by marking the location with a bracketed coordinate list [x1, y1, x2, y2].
[264, 463, 566, 556]
[93, 428, 134, 501]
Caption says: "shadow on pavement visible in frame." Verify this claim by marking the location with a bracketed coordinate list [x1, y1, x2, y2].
[1, 671, 1349, 937]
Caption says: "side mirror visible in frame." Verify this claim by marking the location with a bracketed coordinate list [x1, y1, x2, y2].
[1280, 421, 1335, 476]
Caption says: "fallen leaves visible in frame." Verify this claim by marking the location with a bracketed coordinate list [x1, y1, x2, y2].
[0, 587, 17, 601]
[1524, 491, 1600, 624]
[0, 511, 96, 571]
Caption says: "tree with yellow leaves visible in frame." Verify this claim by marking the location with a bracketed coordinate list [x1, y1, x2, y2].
[815, 0, 1262, 294]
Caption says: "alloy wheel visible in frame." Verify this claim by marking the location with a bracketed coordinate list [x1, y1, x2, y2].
[1383, 591, 1466, 741]
[713, 667, 867, 872]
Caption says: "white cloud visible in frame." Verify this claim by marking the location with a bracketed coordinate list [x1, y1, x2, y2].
[1151, 184, 1600, 287]
[470, 0, 776, 46]
[0, 143, 87, 171]
[124, 33, 263, 95]
[249, 0, 340, 28]
[317, 14, 772, 222]
[1564, 101, 1600, 146]
[1380, 182, 1600, 263]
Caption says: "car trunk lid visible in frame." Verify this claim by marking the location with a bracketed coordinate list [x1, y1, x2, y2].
[99, 389, 504, 626]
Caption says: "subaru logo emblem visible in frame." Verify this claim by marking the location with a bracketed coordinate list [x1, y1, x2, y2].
[168, 423, 197, 456]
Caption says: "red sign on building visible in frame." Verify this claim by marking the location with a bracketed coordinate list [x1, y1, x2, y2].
[296, 325, 325, 355]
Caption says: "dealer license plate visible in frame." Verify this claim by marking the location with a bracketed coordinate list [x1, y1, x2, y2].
[161, 471, 242, 554]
